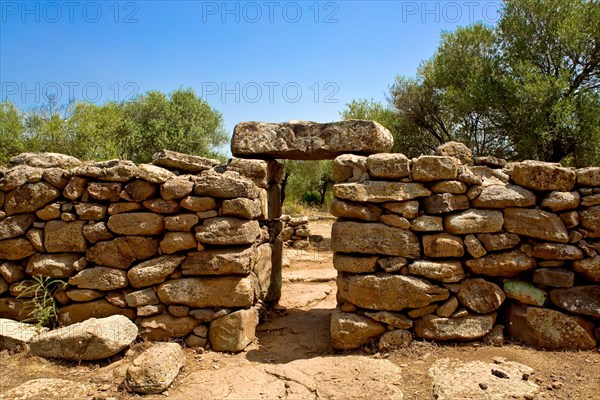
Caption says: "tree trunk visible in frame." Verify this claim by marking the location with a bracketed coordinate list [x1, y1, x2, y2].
[280, 171, 290, 205]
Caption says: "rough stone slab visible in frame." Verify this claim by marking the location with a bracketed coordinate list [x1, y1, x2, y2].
[508, 304, 596, 350]
[182, 247, 256, 275]
[464, 234, 487, 258]
[504, 280, 547, 306]
[504, 208, 569, 243]
[152, 149, 220, 172]
[412, 156, 459, 182]
[0, 298, 34, 321]
[209, 308, 258, 352]
[330, 309, 386, 350]
[228, 158, 282, 187]
[0, 238, 36, 260]
[531, 243, 583, 260]
[332, 154, 368, 183]
[423, 193, 469, 214]
[126, 342, 186, 394]
[435, 141, 473, 165]
[122, 180, 157, 202]
[87, 182, 122, 201]
[465, 250, 536, 278]
[576, 167, 600, 187]
[194, 170, 260, 199]
[195, 217, 260, 245]
[127, 255, 185, 288]
[333, 181, 431, 203]
[378, 329, 412, 350]
[457, 278, 505, 313]
[333, 253, 378, 273]
[221, 198, 262, 220]
[471, 184, 536, 208]
[157, 276, 257, 308]
[330, 198, 382, 221]
[0, 319, 47, 350]
[410, 215, 443, 232]
[550, 285, 600, 318]
[422, 234, 464, 258]
[29, 315, 138, 360]
[331, 221, 420, 258]
[580, 205, 600, 235]
[44, 220, 86, 253]
[364, 311, 413, 329]
[407, 260, 465, 283]
[477, 233, 520, 252]
[430, 180, 467, 194]
[444, 209, 504, 234]
[0, 165, 44, 192]
[8, 152, 82, 169]
[57, 299, 136, 326]
[231, 120, 393, 160]
[512, 160, 576, 191]
[4, 182, 60, 215]
[137, 163, 175, 183]
[0, 262, 25, 283]
[337, 273, 448, 311]
[540, 191, 580, 212]
[533, 268, 575, 288]
[107, 212, 165, 236]
[0, 214, 35, 241]
[414, 314, 495, 341]
[366, 153, 410, 179]
[69, 267, 129, 290]
[383, 200, 419, 219]
[572, 256, 600, 282]
[429, 358, 538, 400]
[160, 232, 197, 254]
[26, 253, 80, 278]
[86, 236, 159, 269]
[136, 313, 198, 340]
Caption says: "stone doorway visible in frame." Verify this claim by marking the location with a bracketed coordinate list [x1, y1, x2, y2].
[231, 120, 394, 358]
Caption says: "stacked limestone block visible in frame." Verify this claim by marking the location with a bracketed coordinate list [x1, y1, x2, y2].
[330, 151, 600, 351]
[0, 150, 283, 352]
[280, 215, 311, 249]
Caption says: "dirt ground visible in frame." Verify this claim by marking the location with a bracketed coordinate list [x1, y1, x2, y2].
[1, 218, 599, 400]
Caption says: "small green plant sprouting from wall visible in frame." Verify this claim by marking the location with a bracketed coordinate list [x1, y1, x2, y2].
[16, 276, 67, 331]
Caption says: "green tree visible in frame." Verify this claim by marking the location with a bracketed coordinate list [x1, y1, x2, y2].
[0, 101, 26, 163]
[281, 160, 334, 210]
[0, 88, 229, 164]
[342, 0, 600, 166]
[118, 88, 228, 163]
[498, 0, 600, 165]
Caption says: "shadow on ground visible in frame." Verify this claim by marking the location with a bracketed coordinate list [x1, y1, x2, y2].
[247, 307, 334, 364]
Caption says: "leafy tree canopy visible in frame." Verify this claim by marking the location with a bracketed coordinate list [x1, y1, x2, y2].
[0, 88, 228, 164]
[342, 0, 600, 166]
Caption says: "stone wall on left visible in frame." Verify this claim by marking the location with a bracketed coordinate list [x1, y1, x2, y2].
[0, 151, 284, 352]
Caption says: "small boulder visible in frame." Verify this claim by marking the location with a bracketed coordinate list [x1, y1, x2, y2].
[126, 342, 186, 394]
[29, 315, 138, 360]
[512, 160, 576, 191]
[331, 309, 385, 350]
[0, 319, 47, 350]
[209, 308, 259, 352]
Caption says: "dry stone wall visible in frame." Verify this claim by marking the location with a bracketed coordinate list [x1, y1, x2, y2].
[0, 150, 284, 352]
[330, 152, 600, 351]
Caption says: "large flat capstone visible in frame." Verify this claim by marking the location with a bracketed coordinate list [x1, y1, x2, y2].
[231, 120, 393, 160]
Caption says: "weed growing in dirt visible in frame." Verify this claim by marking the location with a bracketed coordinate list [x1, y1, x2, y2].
[16, 276, 66, 331]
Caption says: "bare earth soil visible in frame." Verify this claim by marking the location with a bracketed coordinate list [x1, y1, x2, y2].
[1, 218, 599, 400]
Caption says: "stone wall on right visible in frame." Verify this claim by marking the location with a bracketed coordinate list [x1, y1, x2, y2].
[330, 152, 600, 351]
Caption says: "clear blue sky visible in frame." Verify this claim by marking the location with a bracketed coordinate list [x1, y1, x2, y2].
[1, 0, 502, 137]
